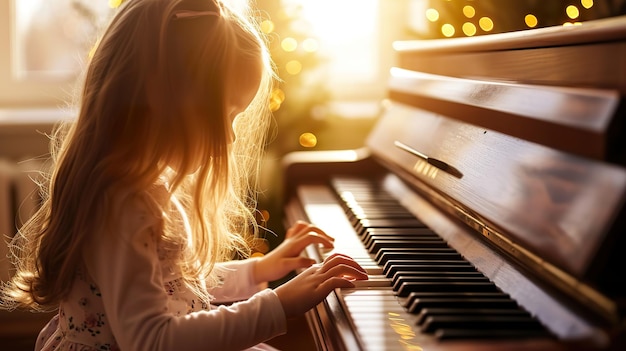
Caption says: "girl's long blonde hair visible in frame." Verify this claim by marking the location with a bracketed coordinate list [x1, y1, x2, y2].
[1, 0, 275, 311]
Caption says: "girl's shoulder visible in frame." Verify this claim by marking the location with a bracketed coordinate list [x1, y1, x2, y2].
[111, 183, 170, 235]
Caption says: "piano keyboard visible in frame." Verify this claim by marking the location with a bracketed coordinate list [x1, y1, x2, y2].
[298, 177, 553, 350]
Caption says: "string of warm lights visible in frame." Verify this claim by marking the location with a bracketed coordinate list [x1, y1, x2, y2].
[425, 0, 596, 38]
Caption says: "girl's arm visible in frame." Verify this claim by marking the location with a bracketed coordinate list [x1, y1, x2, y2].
[253, 221, 335, 284]
[83, 194, 286, 351]
[208, 259, 267, 303]
[211, 221, 336, 303]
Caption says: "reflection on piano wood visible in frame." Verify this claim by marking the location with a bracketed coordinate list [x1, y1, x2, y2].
[282, 16, 626, 351]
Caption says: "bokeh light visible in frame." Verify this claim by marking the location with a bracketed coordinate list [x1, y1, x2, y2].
[269, 88, 285, 112]
[525, 14, 538, 28]
[479, 17, 494, 31]
[581, 0, 594, 9]
[260, 20, 275, 34]
[285, 60, 302, 75]
[441, 23, 455, 37]
[299, 132, 318, 148]
[281, 37, 298, 52]
[566, 5, 580, 19]
[462, 22, 476, 36]
[463, 6, 475, 18]
[426, 8, 439, 22]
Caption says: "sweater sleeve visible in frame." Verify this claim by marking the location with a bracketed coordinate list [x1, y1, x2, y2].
[210, 259, 268, 303]
[83, 194, 287, 351]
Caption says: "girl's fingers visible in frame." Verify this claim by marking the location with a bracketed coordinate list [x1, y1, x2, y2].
[287, 221, 334, 243]
[320, 263, 369, 281]
[285, 221, 309, 238]
[292, 232, 334, 250]
[318, 277, 356, 292]
[321, 254, 368, 275]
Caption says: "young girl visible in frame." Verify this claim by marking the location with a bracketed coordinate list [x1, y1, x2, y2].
[0, 0, 368, 350]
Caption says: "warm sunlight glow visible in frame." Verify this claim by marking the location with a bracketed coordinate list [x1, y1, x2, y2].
[525, 14, 538, 28]
[302, 38, 319, 52]
[109, 0, 123, 8]
[293, 0, 378, 86]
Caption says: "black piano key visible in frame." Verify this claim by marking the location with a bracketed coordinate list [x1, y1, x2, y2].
[355, 218, 427, 236]
[392, 270, 484, 282]
[392, 271, 486, 291]
[374, 248, 458, 265]
[363, 234, 431, 247]
[435, 328, 551, 340]
[338, 187, 398, 196]
[348, 204, 400, 214]
[377, 251, 464, 266]
[415, 308, 532, 326]
[363, 235, 445, 248]
[392, 276, 490, 292]
[397, 281, 499, 297]
[408, 297, 518, 314]
[350, 210, 415, 221]
[338, 197, 400, 210]
[364, 228, 436, 235]
[362, 228, 439, 244]
[422, 315, 544, 333]
[350, 212, 416, 227]
[367, 239, 450, 254]
[383, 261, 477, 277]
[402, 291, 510, 309]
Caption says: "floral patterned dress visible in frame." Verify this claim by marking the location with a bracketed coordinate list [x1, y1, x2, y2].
[35, 188, 286, 351]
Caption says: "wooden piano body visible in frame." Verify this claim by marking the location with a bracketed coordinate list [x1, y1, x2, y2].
[281, 15, 626, 351]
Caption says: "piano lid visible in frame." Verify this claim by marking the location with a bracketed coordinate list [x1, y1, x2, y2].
[366, 16, 626, 321]
[388, 68, 621, 161]
[393, 15, 626, 95]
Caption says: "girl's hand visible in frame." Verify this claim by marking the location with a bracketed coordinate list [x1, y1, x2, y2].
[274, 253, 368, 318]
[254, 221, 335, 284]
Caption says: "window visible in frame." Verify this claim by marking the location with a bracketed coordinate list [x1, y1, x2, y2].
[13, 0, 112, 80]
[286, 0, 407, 101]
[0, 0, 115, 107]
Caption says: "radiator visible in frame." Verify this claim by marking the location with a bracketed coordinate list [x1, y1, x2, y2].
[0, 159, 43, 282]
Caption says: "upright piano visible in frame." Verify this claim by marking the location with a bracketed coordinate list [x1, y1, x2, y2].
[281, 15, 626, 351]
